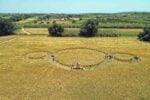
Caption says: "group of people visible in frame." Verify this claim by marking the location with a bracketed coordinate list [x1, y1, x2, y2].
[71, 62, 83, 69]
[51, 54, 55, 62]
[105, 54, 113, 61]
[51, 54, 83, 69]
[130, 56, 141, 62]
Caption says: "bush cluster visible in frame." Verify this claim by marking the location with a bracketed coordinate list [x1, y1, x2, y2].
[138, 26, 150, 42]
[48, 20, 99, 37]
[79, 19, 99, 37]
[0, 18, 15, 36]
[48, 23, 64, 36]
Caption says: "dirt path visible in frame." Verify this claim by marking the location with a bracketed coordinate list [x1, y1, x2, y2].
[22, 28, 31, 35]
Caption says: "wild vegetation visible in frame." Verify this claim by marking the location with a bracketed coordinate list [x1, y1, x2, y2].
[1, 12, 147, 38]
[6, 12, 148, 28]
[79, 19, 99, 37]
[48, 22, 64, 36]
[0, 18, 15, 36]
[138, 25, 150, 42]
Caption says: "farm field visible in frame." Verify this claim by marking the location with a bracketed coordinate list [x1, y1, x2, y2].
[0, 35, 150, 100]
[6, 12, 148, 29]
[17, 28, 143, 37]
[0, 0, 150, 100]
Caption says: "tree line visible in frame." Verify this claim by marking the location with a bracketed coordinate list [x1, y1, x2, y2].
[0, 17, 149, 42]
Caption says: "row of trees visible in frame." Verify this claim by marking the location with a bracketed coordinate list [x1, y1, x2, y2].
[48, 19, 99, 37]
[48, 20, 150, 41]
[9, 14, 33, 22]
[0, 17, 149, 42]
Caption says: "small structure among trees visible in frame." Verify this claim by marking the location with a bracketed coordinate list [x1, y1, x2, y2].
[138, 25, 150, 42]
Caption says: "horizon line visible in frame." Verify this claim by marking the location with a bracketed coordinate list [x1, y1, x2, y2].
[0, 11, 150, 15]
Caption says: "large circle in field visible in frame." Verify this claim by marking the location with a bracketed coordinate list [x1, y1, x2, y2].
[55, 48, 105, 67]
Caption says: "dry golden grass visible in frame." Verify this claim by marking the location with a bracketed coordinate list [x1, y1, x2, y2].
[0, 36, 15, 42]
[114, 53, 134, 60]
[55, 49, 105, 65]
[25, 52, 49, 59]
[0, 35, 150, 100]
[24, 28, 48, 35]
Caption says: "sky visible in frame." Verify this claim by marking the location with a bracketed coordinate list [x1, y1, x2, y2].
[0, 0, 150, 13]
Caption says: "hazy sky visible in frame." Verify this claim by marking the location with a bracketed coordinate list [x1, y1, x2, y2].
[0, 0, 150, 13]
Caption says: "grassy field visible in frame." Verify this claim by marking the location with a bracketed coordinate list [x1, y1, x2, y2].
[0, 34, 150, 100]
[2, 13, 149, 29]
[16, 28, 143, 37]
[0, 36, 15, 42]
[16, 12, 150, 28]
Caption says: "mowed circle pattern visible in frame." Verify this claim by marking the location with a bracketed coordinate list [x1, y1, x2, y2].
[55, 48, 106, 67]
[113, 53, 136, 62]
[22, 48, 141, 70]
[24, 51, 51, 60]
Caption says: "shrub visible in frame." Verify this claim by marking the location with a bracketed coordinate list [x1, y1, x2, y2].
[72, 20, 76, 23]
[0, 18, 15, 36]
[79, 19, 99, 37]
[138, 25, 150, 42]
[79, 17, 82, 21]
[52, 20, 56, 24]
[46, 22, 50, 24]
[34, 21, 38, 24]
[48, 23, 64, 36]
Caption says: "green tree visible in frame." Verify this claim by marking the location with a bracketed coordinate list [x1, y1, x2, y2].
[79, 17, 82, 21]
[0, 18, 15, 36]
[138, 25, 150, 42]
[72, 20, 76, 24]
[48, 23, 64, 36]
[79, 19, 99, 37]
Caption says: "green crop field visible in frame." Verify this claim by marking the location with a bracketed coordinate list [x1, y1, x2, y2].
[0, 34, 150, 100]
[16, 28, 143, 37]
[4, 12, 148, 29]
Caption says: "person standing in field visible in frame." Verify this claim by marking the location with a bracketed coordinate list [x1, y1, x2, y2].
[76, 62, 81, 69]
[51, 54, 55, 62]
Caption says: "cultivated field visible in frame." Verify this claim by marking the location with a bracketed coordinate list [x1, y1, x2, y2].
[14, 12, 149, 28]
[0, 34, 150, 100]
[17, 28, 143, 37]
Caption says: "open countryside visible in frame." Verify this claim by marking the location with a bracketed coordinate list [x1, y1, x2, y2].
[0, 0, 150, 100]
